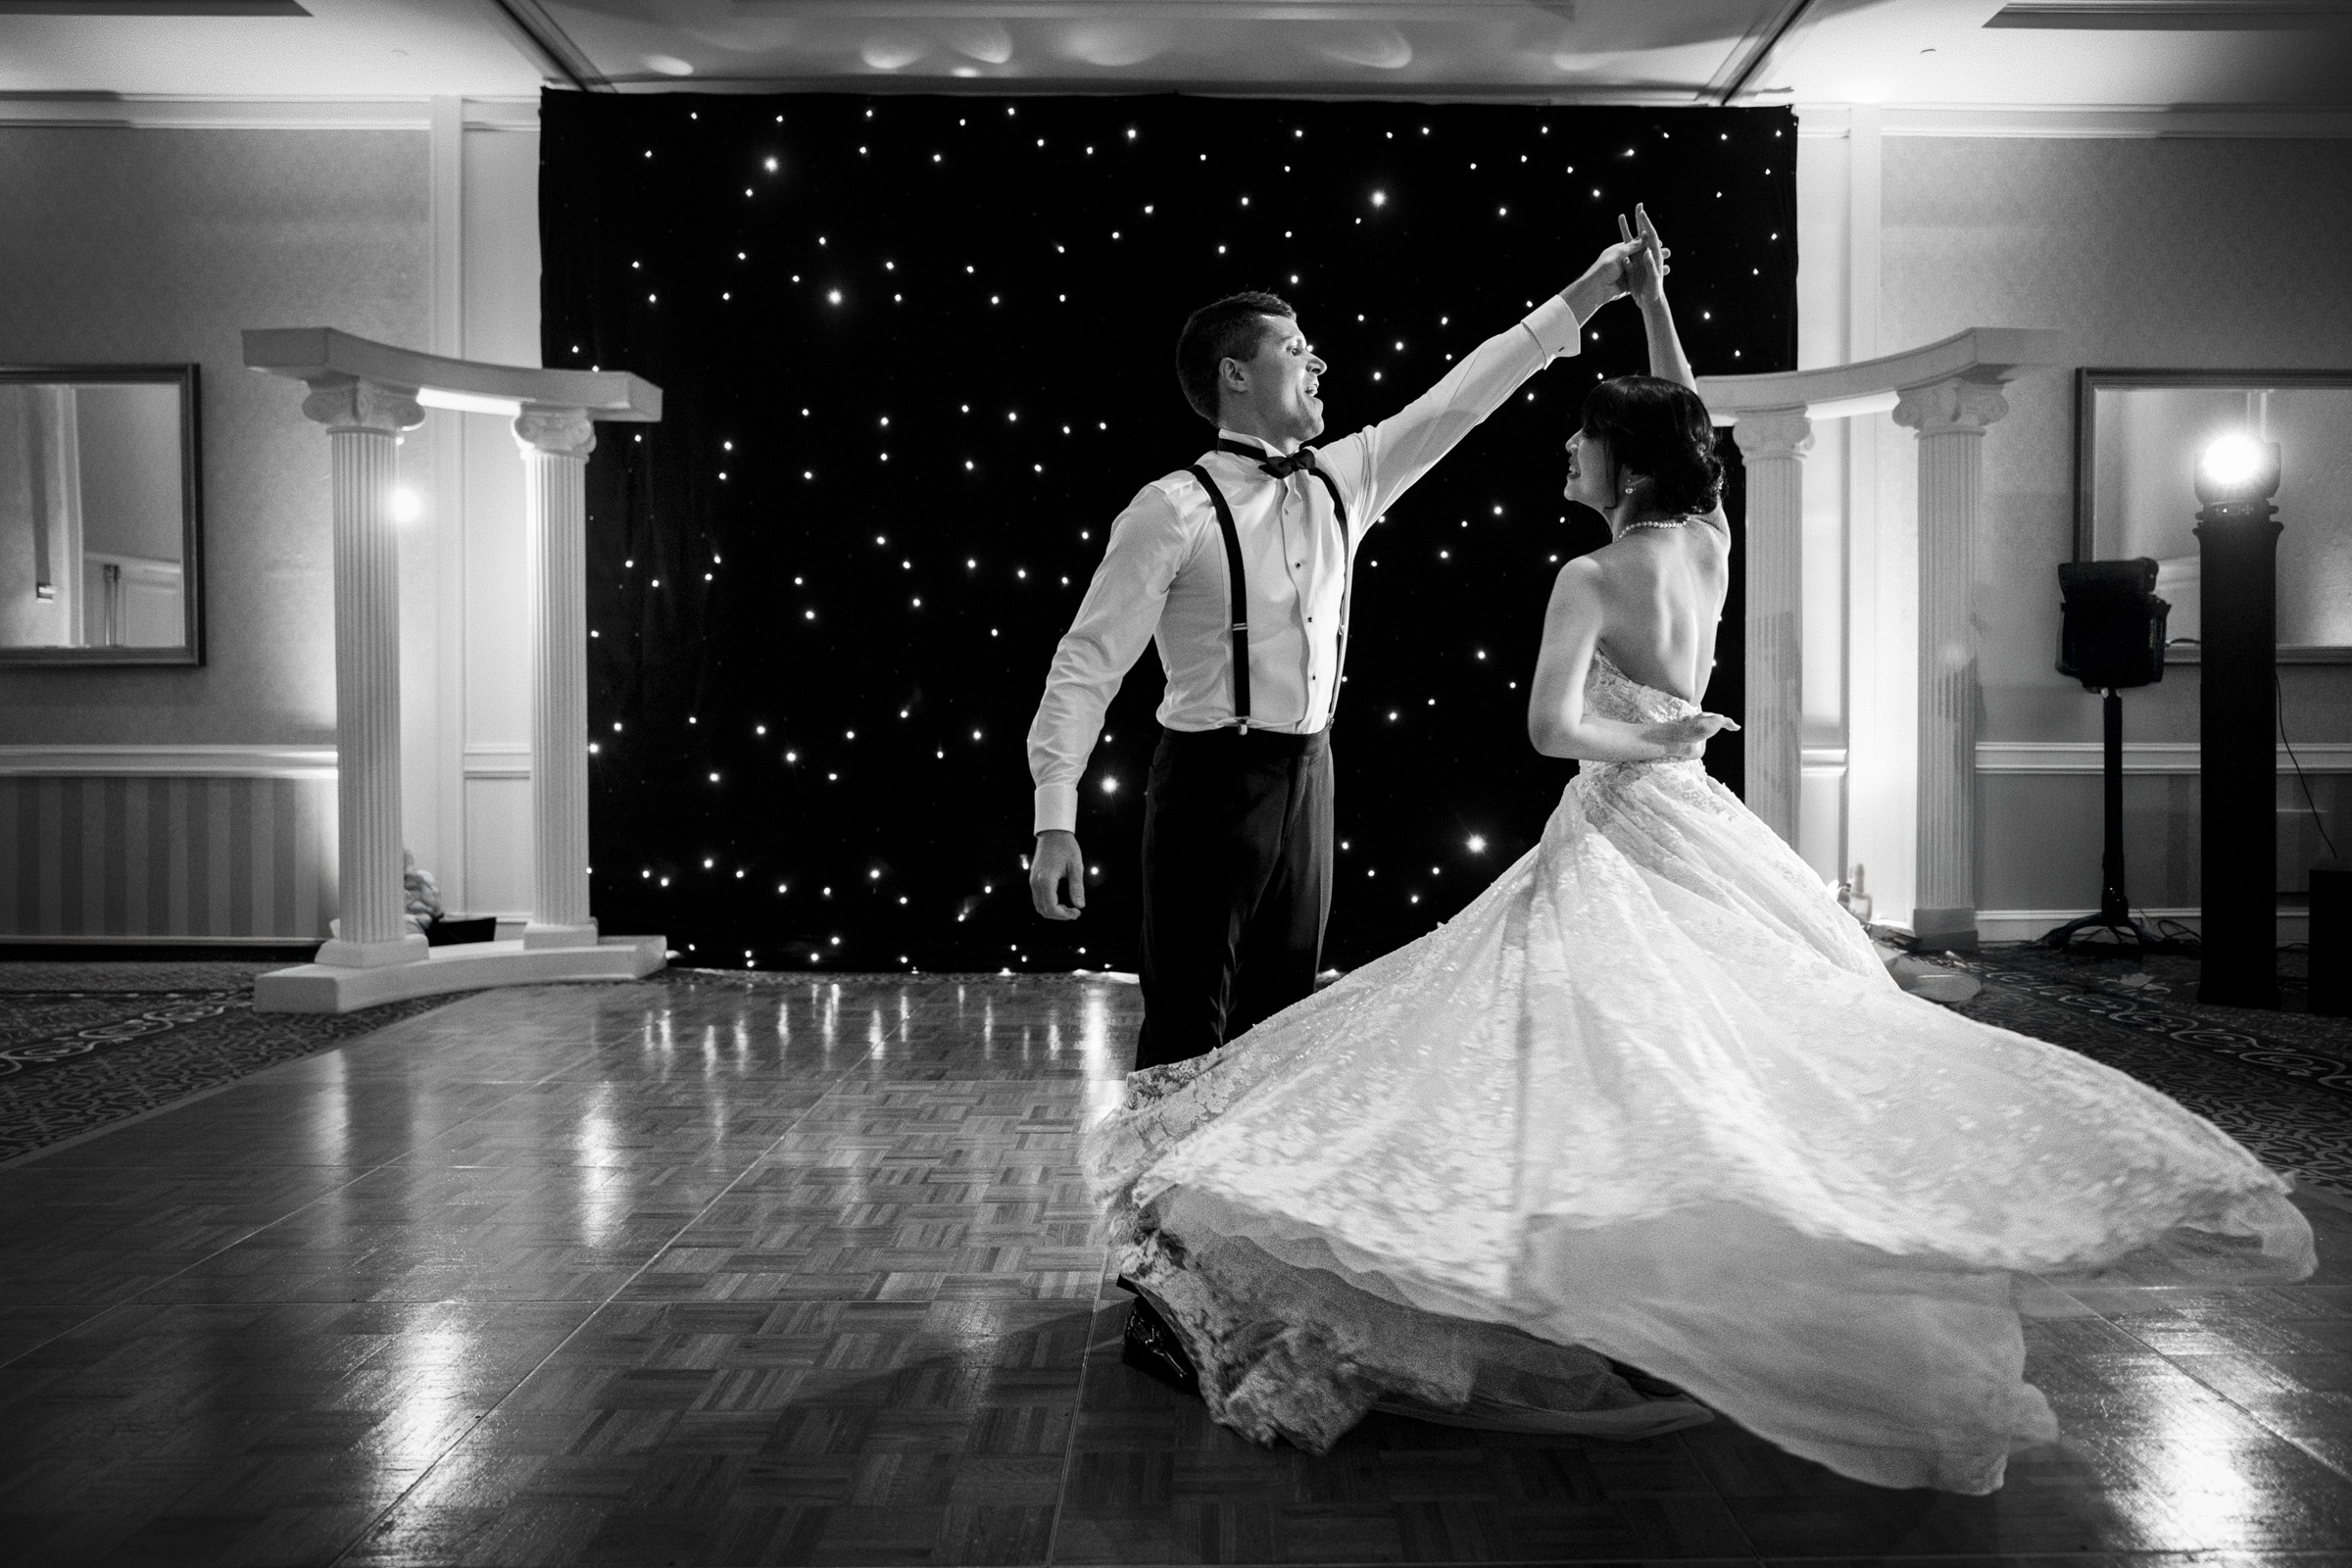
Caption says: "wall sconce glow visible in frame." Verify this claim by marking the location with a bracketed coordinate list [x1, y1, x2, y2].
[390, 487, 423, 523]
[643, 54, 694, 77]
[862, 34, 928, 69]
[946, 20, 1013, 64]
[1061, 22, 1170, 68]
[416, 387, 524, 416]
[1318, 24, 1410, 70]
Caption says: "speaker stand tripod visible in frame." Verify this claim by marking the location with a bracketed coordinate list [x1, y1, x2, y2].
[2041, 688, 2194, 956]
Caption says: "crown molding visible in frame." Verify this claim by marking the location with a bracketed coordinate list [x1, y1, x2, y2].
[0, 95, 538, 130]
[1798, 101, 2352, 137]
[1984, 3, 2352, 30]
[6, 90, 2341, 137]
[564, 74, 1702, 102]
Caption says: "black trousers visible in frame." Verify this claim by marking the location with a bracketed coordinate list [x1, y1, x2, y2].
[1134, 725, 1335, 1070]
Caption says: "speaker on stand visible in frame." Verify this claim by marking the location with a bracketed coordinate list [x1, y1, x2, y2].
[2042, 559, 2190, 956]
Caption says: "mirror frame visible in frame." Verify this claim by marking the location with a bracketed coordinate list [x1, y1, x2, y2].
[0, 362, 204, 667]
[2073, 365, 2352, 663]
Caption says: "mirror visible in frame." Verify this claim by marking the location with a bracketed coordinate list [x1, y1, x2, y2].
[0, 365, 202, 665]
[2076, 368, 2352, 661]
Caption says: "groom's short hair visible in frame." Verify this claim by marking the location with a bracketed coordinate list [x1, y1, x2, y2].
[1176, 291, 1295, 424]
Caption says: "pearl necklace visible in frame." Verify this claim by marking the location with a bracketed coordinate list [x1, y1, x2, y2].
[1619, 515, 1693, 535]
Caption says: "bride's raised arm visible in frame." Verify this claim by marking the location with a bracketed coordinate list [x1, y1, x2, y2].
[1622, 205, 1696, 394]
[1623, 203, 1729, 542]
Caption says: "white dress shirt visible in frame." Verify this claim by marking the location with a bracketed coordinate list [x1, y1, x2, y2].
[1027, 295, 1584, 835]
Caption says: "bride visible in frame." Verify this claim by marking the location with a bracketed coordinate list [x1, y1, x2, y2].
[1081, 206, 2316, 1494]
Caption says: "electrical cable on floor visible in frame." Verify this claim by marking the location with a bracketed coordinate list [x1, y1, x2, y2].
[2279, 670, 2341, 860]
[2146, 911, 2202, 953]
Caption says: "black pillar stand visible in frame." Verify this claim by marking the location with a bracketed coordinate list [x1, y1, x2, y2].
[2313, 861, 2350, 1017]
[2196, 497, 2282, 1009]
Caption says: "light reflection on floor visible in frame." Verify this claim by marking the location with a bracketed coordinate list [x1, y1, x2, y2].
[0, 969, 2345, 1567]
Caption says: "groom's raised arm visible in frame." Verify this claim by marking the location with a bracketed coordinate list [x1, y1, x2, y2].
[1317, 254, 1629, 529]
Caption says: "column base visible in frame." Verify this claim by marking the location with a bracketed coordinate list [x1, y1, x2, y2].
[315, 932, 431, 969]
[1908, 906, 1980, 954]
[256, 934, 666, 1013]
[524, 920, 601, 951]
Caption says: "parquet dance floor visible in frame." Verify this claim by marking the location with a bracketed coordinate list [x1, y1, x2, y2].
[2, 970, 2349, 1567]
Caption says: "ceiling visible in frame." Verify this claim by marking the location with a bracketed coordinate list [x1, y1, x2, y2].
[2, 0, 2348, 109]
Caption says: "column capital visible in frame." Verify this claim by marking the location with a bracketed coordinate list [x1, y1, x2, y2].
[300, 376, 423, 434]
[1892, 377, 2009, 438]
[514, 409, 597, 460]
[1730, 407, 1814, 464]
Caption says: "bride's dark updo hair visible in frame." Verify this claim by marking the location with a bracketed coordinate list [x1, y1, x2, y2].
[1578, 374, 1725, 516]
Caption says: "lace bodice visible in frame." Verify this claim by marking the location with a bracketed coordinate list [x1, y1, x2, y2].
[1584, 647, 1698, 726]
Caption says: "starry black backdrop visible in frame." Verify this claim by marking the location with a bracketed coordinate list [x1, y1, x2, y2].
[539, 89, 1794, 974]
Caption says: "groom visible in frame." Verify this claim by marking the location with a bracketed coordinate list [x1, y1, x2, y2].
[1027, 232, 1651, 1071]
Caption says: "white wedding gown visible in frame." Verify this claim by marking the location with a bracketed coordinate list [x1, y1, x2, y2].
[1084, 651, 2316, 1494]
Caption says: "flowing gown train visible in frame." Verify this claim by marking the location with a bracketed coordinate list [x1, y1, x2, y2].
[1083, 652, 2315, 1494]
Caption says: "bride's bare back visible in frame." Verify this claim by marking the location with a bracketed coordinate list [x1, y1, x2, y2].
[1586, 513, 1732, 704]
[1525, 507, 1735, 766]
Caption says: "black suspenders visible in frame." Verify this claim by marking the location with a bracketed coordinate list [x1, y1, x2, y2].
[1186, 464, 1253, 732]
[1319, 467, 1351, 728]
[1184, 458, 1352, 736]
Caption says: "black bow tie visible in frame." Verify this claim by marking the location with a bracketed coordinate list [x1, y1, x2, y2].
[1219, 439, 1317, 480]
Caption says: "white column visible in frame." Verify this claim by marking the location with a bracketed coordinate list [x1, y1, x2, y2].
[516, 409, 600, 950]
[303, 377, 429, 968]
[1891, 377, 2009, 952]
[1732, 408, 1813, 847]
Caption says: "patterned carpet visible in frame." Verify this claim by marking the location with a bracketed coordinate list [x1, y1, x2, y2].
[0, 962, 461, 1164]
[1933, 944, 2352, 1197]
[4, 950, 2350, 1190]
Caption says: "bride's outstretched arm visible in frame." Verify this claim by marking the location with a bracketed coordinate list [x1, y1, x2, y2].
[1527, 563, 1736, 763]
[1622, 205, 1696, 393]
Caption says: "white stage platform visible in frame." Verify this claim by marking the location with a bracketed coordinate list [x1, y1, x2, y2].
[254, 934, 668, 1014]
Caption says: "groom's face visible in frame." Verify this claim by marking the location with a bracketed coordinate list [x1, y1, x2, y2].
[1228, 316, 1326, 444]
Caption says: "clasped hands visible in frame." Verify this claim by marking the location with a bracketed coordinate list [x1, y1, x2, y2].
[1592, 202, 1671, 307]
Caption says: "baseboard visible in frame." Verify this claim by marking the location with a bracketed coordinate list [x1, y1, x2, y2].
[1968, 907, 2310, 943]
[0, 938, 322, 963]
[1, 919, 529, 957]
